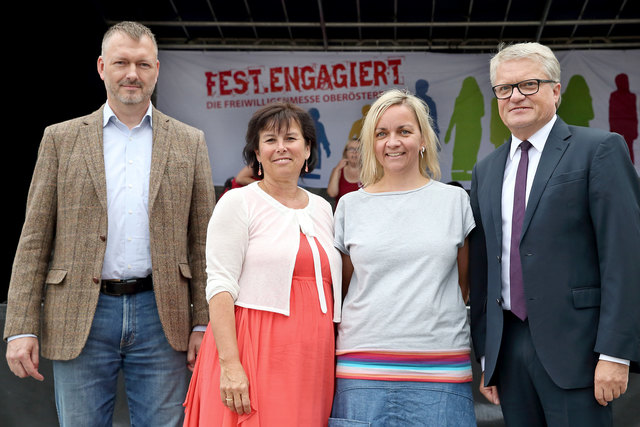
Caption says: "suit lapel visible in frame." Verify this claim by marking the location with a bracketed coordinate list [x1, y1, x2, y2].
[148, 108, 171, 212]
[489, 141, 510, 249]
[82, 107, 108, 211]
[521, 119, 572, 238]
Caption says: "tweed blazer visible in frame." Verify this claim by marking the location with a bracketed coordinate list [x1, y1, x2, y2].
[4, 105, 215, 360]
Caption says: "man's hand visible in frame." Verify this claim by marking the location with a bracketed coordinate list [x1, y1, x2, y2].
[479, 372, 500, 405]
[186, 331, 204, 372]
[594, 360, 629, 406]
[6, 337, 44, 381]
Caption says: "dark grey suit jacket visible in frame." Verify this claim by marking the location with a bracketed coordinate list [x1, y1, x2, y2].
[470, 117, 640, 389]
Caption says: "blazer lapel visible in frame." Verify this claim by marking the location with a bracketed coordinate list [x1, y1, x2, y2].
[489, 141, 511, 249]
[521, 118, 572, 237]
[148, 108, 171, 212]
[82, 107, 108, 211]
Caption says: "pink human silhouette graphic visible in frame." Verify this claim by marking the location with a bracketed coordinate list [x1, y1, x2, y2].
[609, 73, 638, 164]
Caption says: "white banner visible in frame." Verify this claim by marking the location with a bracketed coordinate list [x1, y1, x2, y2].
[157, 50, 640, 187]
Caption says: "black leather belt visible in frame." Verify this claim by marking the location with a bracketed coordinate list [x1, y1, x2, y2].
[100, 275, 153, 296]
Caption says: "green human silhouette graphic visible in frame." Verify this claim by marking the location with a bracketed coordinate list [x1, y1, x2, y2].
[348, 105, 370, 141]
[557, 74, 594, 127]
[490, 97, 510, 148]
[445, 76, 484, 181]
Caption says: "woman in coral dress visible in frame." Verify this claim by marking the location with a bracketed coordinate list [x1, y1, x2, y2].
[183, 102, 342, 426]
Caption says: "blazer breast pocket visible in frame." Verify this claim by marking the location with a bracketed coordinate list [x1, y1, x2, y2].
[572, 286, 601, 309]
[547, 169, 587, 187]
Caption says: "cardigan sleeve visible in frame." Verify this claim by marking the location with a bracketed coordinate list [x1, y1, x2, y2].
[205, 189, 249, 302]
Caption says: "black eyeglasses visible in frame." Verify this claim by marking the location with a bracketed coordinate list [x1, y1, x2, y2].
[492, 78, 558, 99]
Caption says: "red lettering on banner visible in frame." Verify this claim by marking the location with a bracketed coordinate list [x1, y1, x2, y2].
[205, 72, 217, 96]
[270, 67, 283, 93]
[388, 58, 402, 84]
[301, 66, 315, 90]
[233, 71, 248, 94]
[284, 67, 300, 91]
[333, 64, 347, 88]
[204, 58, 405, 97]
[349, 62, 358, 88]
[248, 69, 262, 94]
[373, 61, 387, 85]
[317, 64, 332, 90]
[359, 61, 372, 86]
[219, 70, 232, 95]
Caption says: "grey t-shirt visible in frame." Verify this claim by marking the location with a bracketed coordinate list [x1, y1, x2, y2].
[334, 180, 475, 353]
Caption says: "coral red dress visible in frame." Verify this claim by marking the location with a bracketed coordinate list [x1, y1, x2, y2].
[183, 232, 335, 426]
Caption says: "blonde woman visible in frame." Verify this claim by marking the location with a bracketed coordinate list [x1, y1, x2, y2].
[330, 89, 476, 426]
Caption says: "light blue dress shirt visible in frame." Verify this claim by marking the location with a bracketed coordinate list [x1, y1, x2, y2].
[101, 102, 153, 280]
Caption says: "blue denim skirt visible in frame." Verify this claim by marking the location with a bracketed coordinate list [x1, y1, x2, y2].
[329, 378, 476, 427]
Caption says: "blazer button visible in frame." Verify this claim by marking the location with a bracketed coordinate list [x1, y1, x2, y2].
[496, 297, 504, 306]
[92, 277, 100, 284]
[496, 255, 501, 263]
[99, 235, 106, 242]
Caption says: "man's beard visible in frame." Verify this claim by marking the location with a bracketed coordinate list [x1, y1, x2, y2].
[109, 78, 154, 105]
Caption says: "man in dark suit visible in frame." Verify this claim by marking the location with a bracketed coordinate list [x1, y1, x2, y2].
[470, 42, 640, 426]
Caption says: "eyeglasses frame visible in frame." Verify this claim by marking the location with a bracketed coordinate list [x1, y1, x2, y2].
[492, 78, 558, 100]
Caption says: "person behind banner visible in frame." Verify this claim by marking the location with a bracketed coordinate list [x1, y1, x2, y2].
[183, 102, 342, 426]
[327, 139, 361, 209]
[220, 164, 261, 198]
[470, 42, 640, 427]
[330, 89, 477, 426]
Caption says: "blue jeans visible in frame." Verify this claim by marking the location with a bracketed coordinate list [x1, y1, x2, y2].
[52, 291, 189, 427]
[329, 378, 476, 427]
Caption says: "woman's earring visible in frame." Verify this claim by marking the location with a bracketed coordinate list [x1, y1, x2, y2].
[258, 162, 262, 176]
[304, 159, 309, 173]
[420, 146, 426, 159]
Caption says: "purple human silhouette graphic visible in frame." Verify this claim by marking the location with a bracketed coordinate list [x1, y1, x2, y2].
[609, 73, 638, 164]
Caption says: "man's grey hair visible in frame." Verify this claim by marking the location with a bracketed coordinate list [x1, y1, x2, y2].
[101, 21, 158, 57]
[489, 42, 561, 86]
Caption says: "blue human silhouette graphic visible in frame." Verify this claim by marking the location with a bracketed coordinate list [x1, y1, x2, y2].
[307, 108, 331, 179]
[415, 79, 440, 139]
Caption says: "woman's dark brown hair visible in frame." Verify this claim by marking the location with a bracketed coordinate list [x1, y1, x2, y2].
[243, 102, 318, 177]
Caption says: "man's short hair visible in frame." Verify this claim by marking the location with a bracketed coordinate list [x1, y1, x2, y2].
[101, 21, 158, 57]
[489, 42, 561, 86]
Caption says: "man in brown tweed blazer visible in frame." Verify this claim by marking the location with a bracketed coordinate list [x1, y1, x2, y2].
[4, 21, 215, 426]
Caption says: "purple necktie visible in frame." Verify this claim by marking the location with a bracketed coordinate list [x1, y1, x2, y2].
[510, 140, 532, 321]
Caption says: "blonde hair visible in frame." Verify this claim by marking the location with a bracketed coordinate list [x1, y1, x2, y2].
[359, 89, 440, 187]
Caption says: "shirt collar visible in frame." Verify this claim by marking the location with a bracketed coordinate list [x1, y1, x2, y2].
[103, 102, 153, 129]
[509, 114, 557, 159]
